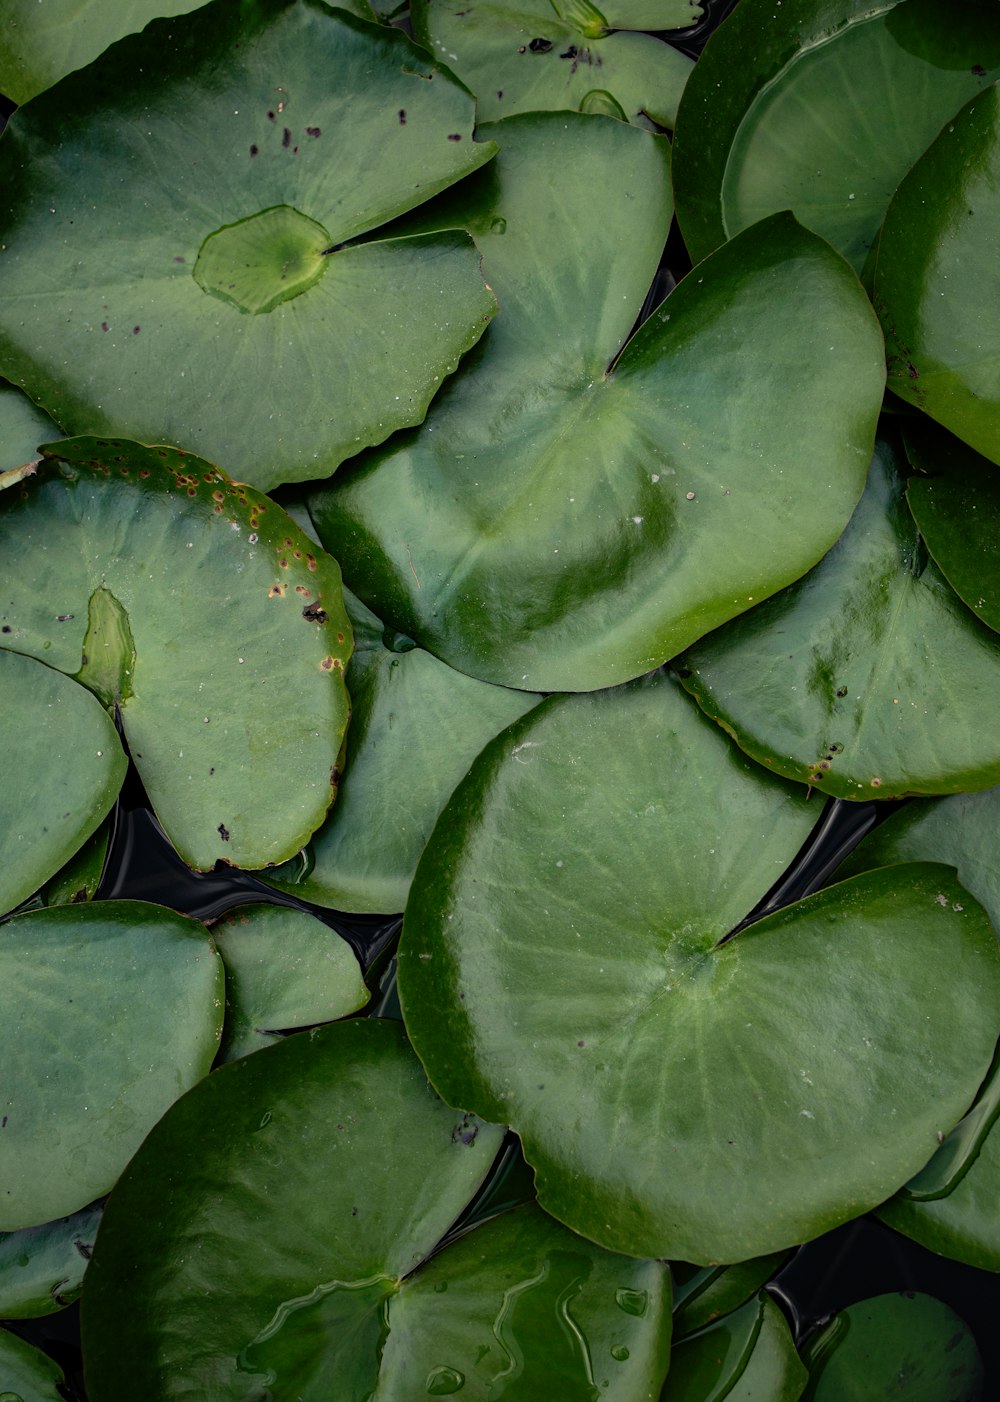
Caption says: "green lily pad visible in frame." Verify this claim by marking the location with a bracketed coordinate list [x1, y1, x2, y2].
[903, 421, 1000, 635]
[311, 114, 883, 693]
[0, 648, 125, 918]
[801, 1293, 983, 1401]
[0, 900, 223, 1230]
[80, 1019, 506, 1400]
[840, 787, 1000, 1269]
[676, 432, 1000, 799]
[0, 437, 351, 870]
[0, 1328, 66, 1402]
[36, 822, 110, 908]
[397, 670, 1000, 1262]
[261, 591, 543, 913]
[0, 380, 59, 490]
[875, 81, 1000, 464]
[672, 0, 1000, 271]
[0, 0, 498, 493]
[666, 1292, 806, 1402]
[672, 1253, 791, 1340]
[0, 1201, 102, 1318]
[412, 0, 696, 128]
[212, 903, 369, 1060]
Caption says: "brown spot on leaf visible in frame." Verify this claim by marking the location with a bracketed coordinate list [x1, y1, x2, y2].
[306, 126, 321, 137]
[320, 656, 336, 671]
[302, 601, 328, 623]
[282, 127, 292, 147]
[218, 823, 231, 841]
[268, 583, 287, 598]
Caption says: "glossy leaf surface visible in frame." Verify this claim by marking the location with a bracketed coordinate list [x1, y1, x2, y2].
[672, 1253, 790, 1340]
[412, 0, 695, 128]
[0, 1327, 66, 1401]
[0, 0, 498, 492]
[212, 903, 369, 1060]
[672, 0, 1000, 271]
[875, 81, 1000, 464]
[0, 649, 125, 918]
[665, 1293, 806, 1402]
[0, 901, 223, 1230]
[262, 591, 542, 913]
[903, 421, 1000, 635]
[81, 1020, 503, 1400]
[398, 671, 1000, 1262]
[0, 438, 351, 870]
[801, 1292, 983, 1400]
[677, 434, 1000, 798]
[312, 115, 883, 692]
[0, 1201, 102, 1318]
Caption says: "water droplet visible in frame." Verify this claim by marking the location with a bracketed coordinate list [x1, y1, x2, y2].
[610, 1345, 630, 1362]
[427, 1365, 465, 1394]
[614, 1287, 648, 1317]
[490, 216, 507, 234]
[434, 1281, 449, 1294]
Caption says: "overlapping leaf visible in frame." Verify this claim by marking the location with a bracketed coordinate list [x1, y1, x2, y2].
[676, 433, 1000, 798]
[0, 1202, 102, 1318]
[672, 0, 1000, 271]
[312, 113, 883, 693]
[666, 1293, 806, 1402]
[398, 671, 1000, 1262]
[0, 437, 351, 870]
[0, 901, 223, 1230]
[0, 0, 498, 492]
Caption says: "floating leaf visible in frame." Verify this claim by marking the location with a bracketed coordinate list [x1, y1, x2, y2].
[0, 437, 351, 870]
[0, 1201, 102, 1318]
[0, 649, 125, 918]
[903, 421, 1000, 635]
[801, 1292, 983, 1400]
[312, 115, 883, 692]
[676, 433, 1000, 798]
[412, 0, 696, 128]
[0, 0, 498, 492]
[666, 1292, 806, 1402]
[875, 81, 1000, 463]
[0, 901, 223, 1230]
[81, 1020, 506, 1399]
[398, 671, 1000, 1262]
[672, 1253, 791, 1340]
[672, 0, 1000, 271]
[0, 1327, 66, 1401]
[212, 903, 369, 1060]
[35, 822, 110, 909]
[262, 591, 542, 913]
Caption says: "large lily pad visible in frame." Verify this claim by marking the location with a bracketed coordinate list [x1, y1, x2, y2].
[0, 901, 223, 1230]
[903, 421, 1000, 635]
[672, 0, 1000, 271]
[875, 81, 1000, 464]
[412, 0, 696, 128]
[261, 591, 542, 913]
[0, 0, 498, 492]
[212, 903, 369, 1060]
[0, 648, 125, 918]
[311, 114, 883, 693]
[81, 1019, 670, 1400]
[397, 671, 1000, 1262]
[0, 437, 351, 870]
[676, 433, 1000, 798]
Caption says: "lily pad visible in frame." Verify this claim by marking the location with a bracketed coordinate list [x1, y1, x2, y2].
[676, 433, 1000, 798]
[0, 0, 498, 492]
[0, 437, 351, 870]
[875, 80, 1000, 464]
[0, 1201, 102, 1317]
[311, 114, 883, 692]
[672, 1253, 791, 1340]
[666, 1292, 806, 1402]
[903, 421, 1000, 635]
[261, 591, 543, 913]
[397, 670, 1000, 1262]
[36, 822, 110, 908]
[80, 1019, 504, 1399]
[212, 903, 369, 1060]
[412, 0, 696, 128]
[0, 380, 59, 488]
[0, 900, 223, 1230]
[672, 0, 1000, 271]
[801, 1292, 983, 1401]
[0, 1328, 66, 1402]
[0, 648, 125, 918]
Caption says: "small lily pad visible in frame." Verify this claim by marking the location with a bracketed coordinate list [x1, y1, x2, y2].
[666, 1292, 806, 1402]
[0, 1201, 102, 1318]
[212, 903, 369, 1060]
[672, 1253, 791, 1340]
[0, 901, 223, 1230]
[0, 1327, 66, 1402]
